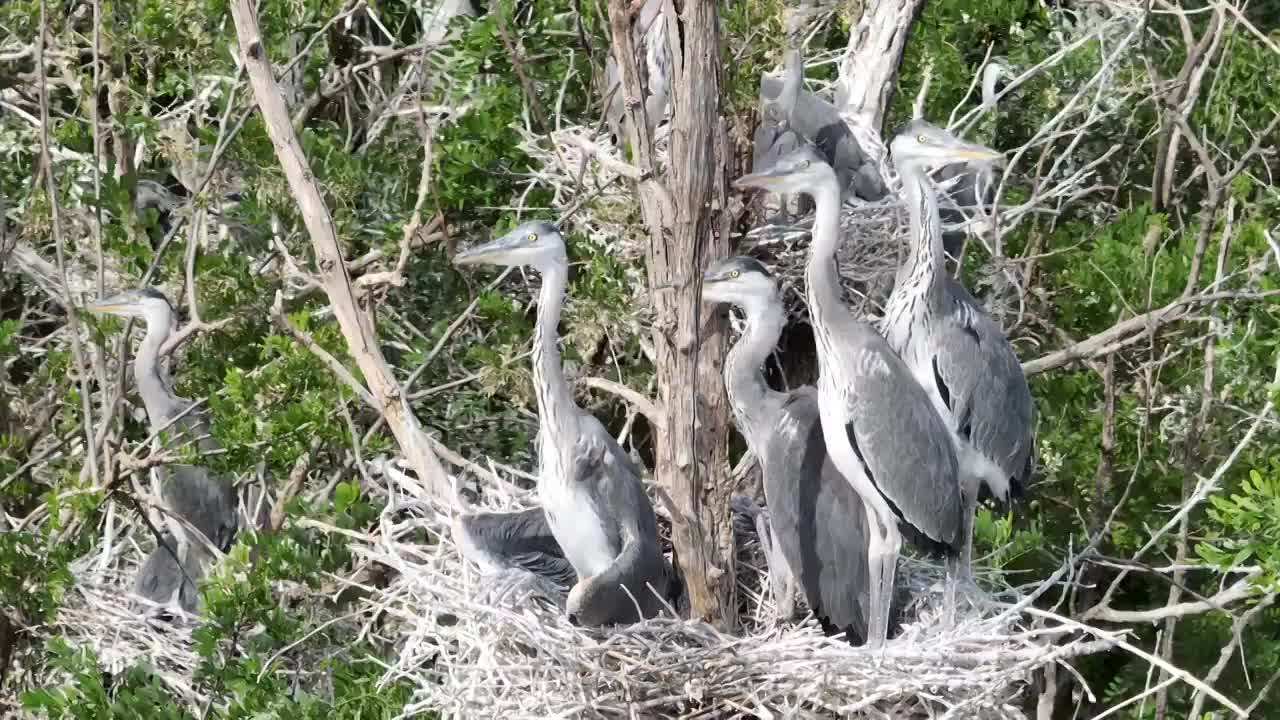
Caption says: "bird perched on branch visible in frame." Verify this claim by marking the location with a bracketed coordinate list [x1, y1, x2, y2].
[88, 288, 245, 616]
[703, 255, 889, 643]
[454, 220, 671, 626]
[735, 147, 963, 648]
[884, 120, 1035, 582]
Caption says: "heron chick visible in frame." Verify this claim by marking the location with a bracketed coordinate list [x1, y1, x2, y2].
[454, 221, 671, 626]
[704, 255, 891, 643]
[88, 288, 241, 615]
[735, 147, 964, 648]
[884, 120, 1035, 581]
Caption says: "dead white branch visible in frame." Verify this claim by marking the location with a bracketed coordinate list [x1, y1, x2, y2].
[229, 0, 449, 499]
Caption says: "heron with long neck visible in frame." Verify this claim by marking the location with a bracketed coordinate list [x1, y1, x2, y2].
[936, 56, 1013, 258]
[454, 220, 670, 626]
[884, 120, 1035, 581]
[88, 288, 240, 614]
[734, 149, 963, 648]
[703, 256, 881, 641]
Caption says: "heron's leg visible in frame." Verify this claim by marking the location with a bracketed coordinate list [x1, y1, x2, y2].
[753, 513, 795, 622]
[771, 539, 796, 621]
[863, 505, 891, 650]
[958, 474, 979, 581]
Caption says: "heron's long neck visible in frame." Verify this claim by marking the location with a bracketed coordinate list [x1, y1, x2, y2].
[896, 166, 946, 310]
[725, 299, 787, 454]
[135, 306, 176, 434]
[531, 262, 576, 444]
[804, 178, 859, 351]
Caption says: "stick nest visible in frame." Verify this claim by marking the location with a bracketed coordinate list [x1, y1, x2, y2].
[352, 469, 1099, 720]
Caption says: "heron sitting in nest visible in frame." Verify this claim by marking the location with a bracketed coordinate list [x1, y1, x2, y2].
[88, 288, 266, 617]
[454, 220, 673, 626]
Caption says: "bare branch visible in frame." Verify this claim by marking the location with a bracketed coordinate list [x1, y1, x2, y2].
[230, 0, 450, 499]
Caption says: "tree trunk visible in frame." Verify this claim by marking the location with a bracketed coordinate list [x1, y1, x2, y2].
[606, 0, 735, 628]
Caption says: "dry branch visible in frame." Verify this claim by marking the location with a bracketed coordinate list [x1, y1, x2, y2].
[229, 0, 449, 499]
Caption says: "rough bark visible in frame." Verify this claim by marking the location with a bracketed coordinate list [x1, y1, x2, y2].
[229, 0, 450, 499]
[606, 0, 735, 628]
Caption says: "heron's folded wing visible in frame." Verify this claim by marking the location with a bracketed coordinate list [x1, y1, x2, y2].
[846, 344, 962, 551]
[933, 279, 1036, 490]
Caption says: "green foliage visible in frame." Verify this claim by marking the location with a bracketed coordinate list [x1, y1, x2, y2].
[1199, 463, 1280, 591]
[23, 638, 194, 720]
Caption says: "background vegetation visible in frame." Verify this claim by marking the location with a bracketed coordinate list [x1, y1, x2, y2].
[1, 0, 1277, 717]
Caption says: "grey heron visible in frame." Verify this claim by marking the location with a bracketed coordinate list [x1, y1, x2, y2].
[372, 456, 577, 590]
[702, 256, 879, 642]
[88, 288, 241, 614]
[734, 148, 963, 648]
[454, 220, 671, 626]
[603, 0, 670, 145]
[935, 57, 1012, 259]
[756, 53, 887, 202]
[884, 120, 1035, 579]
[752, 48, 804, 218]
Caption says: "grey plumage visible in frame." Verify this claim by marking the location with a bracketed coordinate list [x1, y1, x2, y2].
[603, 0, 670, 144]
[757, 60, 887, 202]
[734, 147, 962, 648]
[453, 506, 577, 590]
[702, 256, 879, 639]
[455, 221, 670, 626]
[88, 288, 244, 615]
[883, 119, 1035, 577]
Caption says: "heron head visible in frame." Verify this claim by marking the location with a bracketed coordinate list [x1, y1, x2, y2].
[453, 220, 566, 270]
[701, 256, 778, 309]
[85, 287, 173, 320]
[983, 57, 1014, 106]
[889, 119, 1003, 173]
[733, 145, 833, 196]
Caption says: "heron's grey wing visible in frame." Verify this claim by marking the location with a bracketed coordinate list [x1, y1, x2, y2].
[933, 278, 1036, 498]
[845, 342, 962, 553]
[572, 416, 669, 618]
[766, 389, 871, 636]
[455, 507, 577, 589]
[154, 393, 222, 455]
[163, 464, 239, 550]
[132, 535, 212, 613]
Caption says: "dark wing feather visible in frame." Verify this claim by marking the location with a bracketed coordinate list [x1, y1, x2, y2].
[845, 343, 963, 552]
[572, 414, 669, 621]
[163, 464, 239, 550]
[935, 277, 1036, 499]
[456, 507, 577, 588]
[764, 389, 872, 637]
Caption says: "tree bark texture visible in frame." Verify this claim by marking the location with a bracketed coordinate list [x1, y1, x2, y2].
[606, 0, 735, 628]
[229, 0, 451, 500]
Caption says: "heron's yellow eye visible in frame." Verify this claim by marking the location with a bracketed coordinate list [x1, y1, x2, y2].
[527, 232, 538, 243]
[917, 134, 928, 143]
[729, 270, 740, 279]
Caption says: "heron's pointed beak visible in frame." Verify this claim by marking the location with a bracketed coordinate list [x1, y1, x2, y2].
[952, 143, 1004, 165]
[86, 293, 136, 315]
[733, 168, 786, 190]
[453, 235, 516, 267]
